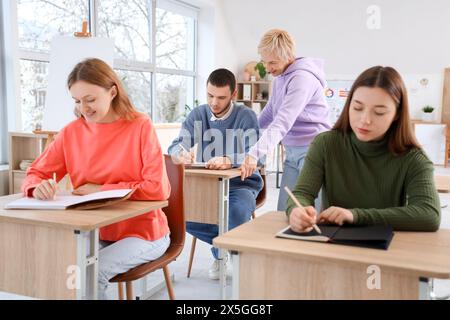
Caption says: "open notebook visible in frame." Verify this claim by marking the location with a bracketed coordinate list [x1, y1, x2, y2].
[4, 189, 134, 210]
[276, 224, 394, 250]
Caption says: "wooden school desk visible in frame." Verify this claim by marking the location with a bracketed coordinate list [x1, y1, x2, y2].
[213, 211, 450, 299]
[435, 175, 450, 193]
[184, 168, 241, 299]
[0, 194, 167, 300]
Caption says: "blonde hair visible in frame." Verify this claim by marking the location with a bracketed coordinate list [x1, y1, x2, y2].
[258, 29, 296, 62]
[67, 58, 143, 121]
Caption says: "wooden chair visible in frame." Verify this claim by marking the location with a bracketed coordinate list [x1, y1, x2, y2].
[186, 170, 267, 278]
[445, 124, 450, 168]
[109, 155, 185, 300]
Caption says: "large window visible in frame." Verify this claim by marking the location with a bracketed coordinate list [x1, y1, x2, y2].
[15, 0, 197, 131]
[155, 73, 194, 123]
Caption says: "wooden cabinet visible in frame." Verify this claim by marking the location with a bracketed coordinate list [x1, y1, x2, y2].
[8, 132, 49, 194]
[236, 81, 272, 115]
[442, 68, 450, 123]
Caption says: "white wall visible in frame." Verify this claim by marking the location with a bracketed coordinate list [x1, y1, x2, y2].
[197, 3, 215, 104]
[195, 0, 238, 104]
[213, 0, 450, 120]
[155, 124, 182, 154]
[218, 0, 450, 73]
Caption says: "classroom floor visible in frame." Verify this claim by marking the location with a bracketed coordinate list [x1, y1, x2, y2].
[1, 168, 449, 300]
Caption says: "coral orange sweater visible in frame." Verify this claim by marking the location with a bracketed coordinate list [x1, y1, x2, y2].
[22, 116, 171, 242]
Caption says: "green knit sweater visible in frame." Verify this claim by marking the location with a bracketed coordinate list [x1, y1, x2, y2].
[286, 130, 441, 231]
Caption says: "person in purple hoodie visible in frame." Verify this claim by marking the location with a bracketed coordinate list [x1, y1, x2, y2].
[240, 29, 331, 211]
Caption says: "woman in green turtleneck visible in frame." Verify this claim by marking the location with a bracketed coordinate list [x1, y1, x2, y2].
[286, 66, 441, 232]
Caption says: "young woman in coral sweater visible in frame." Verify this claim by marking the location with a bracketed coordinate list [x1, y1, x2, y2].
[22, 58, 171, 299]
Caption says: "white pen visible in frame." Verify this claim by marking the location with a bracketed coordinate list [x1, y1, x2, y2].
[179, 144, 195, 163]
[179, 144, 189, 153]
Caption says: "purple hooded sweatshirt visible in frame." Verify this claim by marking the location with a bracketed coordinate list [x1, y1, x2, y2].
[249, 57, 331, 159]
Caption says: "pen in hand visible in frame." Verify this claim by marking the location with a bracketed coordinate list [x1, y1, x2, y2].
[179, 144, 194, 162]
[179, 144, 188, 153]
[284, 186, 322, 234]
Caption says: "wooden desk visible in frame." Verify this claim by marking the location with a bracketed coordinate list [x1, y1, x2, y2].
[184, 168, 241, 299]
[213, 211, 450, 300]
[411, 119, 442, 126]
[0, 194, 167, 300]
[435, 175, 450, 193]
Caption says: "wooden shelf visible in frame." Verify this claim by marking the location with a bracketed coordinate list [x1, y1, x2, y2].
[443, 68, 450, 123]
[411, 119, 442, 124]
[236, 81, 272, 114]
[8, 132, 49, 194]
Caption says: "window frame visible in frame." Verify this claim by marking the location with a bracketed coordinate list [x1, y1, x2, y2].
[6, 0, 198, 132]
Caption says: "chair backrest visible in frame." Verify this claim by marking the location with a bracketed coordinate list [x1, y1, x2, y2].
[255, 170, 267, 209]
[163, 154, 185, 248]
[446, 124, 450, 140]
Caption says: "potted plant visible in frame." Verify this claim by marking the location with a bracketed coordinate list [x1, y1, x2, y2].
[421, 105, 434, 122]
[254, 62, 267, 80]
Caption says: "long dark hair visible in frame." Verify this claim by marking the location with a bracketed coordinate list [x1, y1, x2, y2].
[333, 66, 420, 155]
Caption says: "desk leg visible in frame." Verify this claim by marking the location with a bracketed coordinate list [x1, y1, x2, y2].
[75, 229, 99, 300]
[427, 278, 450, 300]
[218, 178, 230, 300]
[276, 144, 280, 189]
[231, 252, 240, 299]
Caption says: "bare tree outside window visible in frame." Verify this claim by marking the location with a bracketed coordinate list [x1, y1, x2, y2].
[155, 7, 195, 122]
[155, 73, 194, 123]
[116, 69, 152, 115]
[16, 0, 197, 131]
[98, 0, 152, 62]
[18, 0, 88, 52]
[17, 0, 88, 131]
[156, 7, 195, 71]
[20, 60, 49, 132]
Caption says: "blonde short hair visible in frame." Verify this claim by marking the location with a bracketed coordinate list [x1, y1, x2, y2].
[258, 29, 296, 62]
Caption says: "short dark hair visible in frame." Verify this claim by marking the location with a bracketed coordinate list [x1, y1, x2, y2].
[207, 68, 236, 92]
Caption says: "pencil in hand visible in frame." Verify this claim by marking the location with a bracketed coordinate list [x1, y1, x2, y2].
[284, 186, 322, 234]
[179, 144, 194, 162]
[179, 144, 189, 154]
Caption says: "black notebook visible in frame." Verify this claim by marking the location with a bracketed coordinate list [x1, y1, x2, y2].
[276, 224, 394, 250]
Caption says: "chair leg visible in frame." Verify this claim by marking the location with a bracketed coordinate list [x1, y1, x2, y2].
[163, 265, 175, 300]
[118, 282, 124, 300]
[187, 237, 197, 278]
[252, 212, 256, 219]
[125, 281, 134, 300]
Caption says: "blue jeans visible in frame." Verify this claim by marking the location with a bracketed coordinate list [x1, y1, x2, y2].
[277, 145, 309, 211]
[186, 187, 257, 260]
[277, 145, 322, 212]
